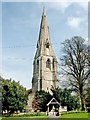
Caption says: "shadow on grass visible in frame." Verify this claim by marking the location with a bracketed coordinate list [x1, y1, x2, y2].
[1, 118, 89, 120]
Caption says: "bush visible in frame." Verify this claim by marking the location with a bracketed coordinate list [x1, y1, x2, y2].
[11, 112, 47, 117]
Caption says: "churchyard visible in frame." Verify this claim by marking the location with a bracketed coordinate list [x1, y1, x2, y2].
[1, 2, 90, 119]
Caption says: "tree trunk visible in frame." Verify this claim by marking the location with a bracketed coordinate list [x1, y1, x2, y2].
[80, 85, 85, 111]
[80, 95, 85, 111]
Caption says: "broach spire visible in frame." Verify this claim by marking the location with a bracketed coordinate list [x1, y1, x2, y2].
[32, 8, 58, 93]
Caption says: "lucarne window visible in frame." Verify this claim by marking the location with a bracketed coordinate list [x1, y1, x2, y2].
[46, 42, 49, 48]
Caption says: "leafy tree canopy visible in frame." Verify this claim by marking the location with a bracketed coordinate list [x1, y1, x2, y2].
[51, 86, 80, 111]
[2, 77, 28, 114]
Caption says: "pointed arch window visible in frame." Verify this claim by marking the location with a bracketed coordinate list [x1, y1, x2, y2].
[46, 59, 51, 69]
[53, 58, 55, 69]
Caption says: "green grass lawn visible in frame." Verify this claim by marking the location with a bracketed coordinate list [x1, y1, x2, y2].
[60, 112, 90, 118]
[1, 113, 49, 119]
[0, 116, 49, 120]
[1, 112, 90, 120]
[7, 116, 49, 118]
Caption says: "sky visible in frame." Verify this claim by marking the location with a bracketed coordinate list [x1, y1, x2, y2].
[0, 1, 89, 89]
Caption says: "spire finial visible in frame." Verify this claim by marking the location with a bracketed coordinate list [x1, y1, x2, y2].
[42, 6, 46, 16]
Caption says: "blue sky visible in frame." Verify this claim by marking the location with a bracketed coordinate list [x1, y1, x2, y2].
[1, 2, 88, 89]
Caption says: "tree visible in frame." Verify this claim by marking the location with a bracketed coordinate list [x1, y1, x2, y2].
[61, 36, 90, 111]
[2, 77, 28, 114]
[32, 90, 52, 112]
[51, 86, 61, 102]
[67, 95, 80, 111]
[51, 87, 80, 111]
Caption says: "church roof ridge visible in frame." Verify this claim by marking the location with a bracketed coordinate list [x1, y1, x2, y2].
[47, 97, 60, 106]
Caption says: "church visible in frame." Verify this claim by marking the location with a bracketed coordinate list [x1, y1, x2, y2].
[27, 8, 59, 112]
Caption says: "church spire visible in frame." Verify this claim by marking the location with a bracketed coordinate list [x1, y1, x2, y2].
[32, 8, 58, 93]
[34, 7, 55, 58]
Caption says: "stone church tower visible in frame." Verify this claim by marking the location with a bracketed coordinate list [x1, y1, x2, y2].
[32, 8, 58, 94]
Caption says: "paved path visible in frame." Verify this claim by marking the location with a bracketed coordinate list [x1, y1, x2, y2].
[48, 116, 60, 120]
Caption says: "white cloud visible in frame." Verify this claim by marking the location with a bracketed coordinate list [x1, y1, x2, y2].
[37, 1, 71, 13]
[45, 2, 71, 13]
[2, 0, 88, 15]
[78, 2, 88, 11]
[67, 16, 83, 29]
[42, 1, 88, 13]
